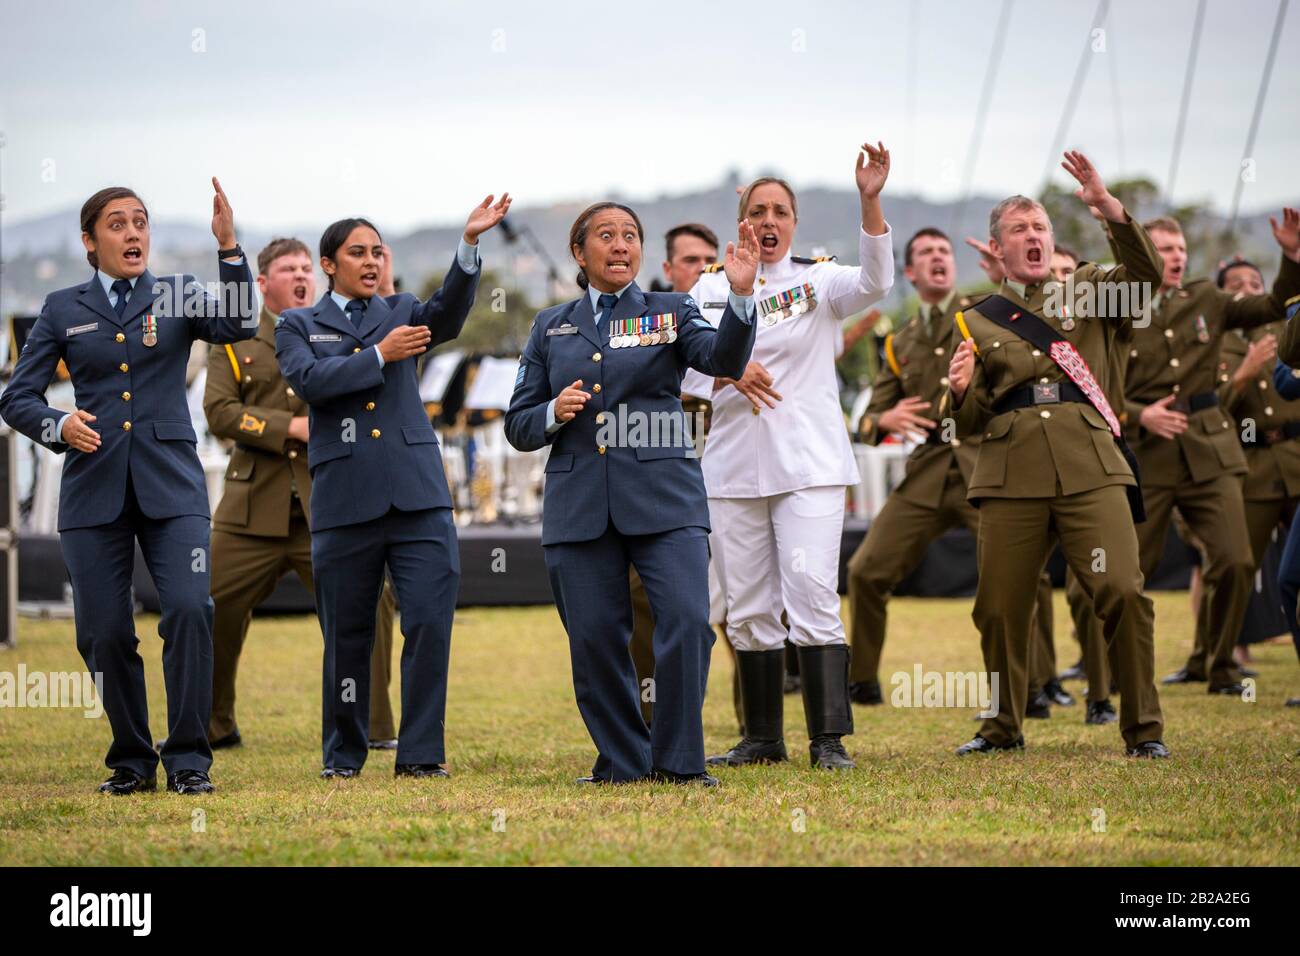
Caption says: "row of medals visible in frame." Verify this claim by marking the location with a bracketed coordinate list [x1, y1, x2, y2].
[608, 326, 677, 349]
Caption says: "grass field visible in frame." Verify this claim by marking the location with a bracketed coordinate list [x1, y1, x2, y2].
[1, 592, 1297, 866]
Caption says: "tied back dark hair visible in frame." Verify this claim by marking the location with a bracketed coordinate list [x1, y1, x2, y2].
[569, 202, 644, 291]
[319, 217, 382, 292]
[80, 186, 147, 270]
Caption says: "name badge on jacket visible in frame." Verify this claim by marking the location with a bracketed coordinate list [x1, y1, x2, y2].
[546, 324, 579, 336]
[310, 333, 343, 343]
[66, 323, 99, 337]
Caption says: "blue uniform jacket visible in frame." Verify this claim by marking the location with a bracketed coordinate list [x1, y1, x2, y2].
[505, 283, 754, 546]
[0, 259, 257, 530]
[274, 258, 479, 532]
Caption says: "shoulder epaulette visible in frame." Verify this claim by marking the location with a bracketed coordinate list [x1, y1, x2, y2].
[702, 263, 726, 274]
[791, 254, 837, 264]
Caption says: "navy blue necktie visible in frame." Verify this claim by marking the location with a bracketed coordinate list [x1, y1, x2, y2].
[345, 298, 366, 328]
[111, 279, 132, 318]
[596, 293, 618, 335]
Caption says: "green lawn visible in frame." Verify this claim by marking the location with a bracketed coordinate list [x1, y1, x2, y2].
[1, 592, 1297, 866]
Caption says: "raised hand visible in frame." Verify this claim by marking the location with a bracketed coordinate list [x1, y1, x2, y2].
[1060, 151, 1123, 223]
[377, 324, 432, 363]
[724, 220, 760, 295]
[949, 339, 976, 404]
[211, 176, 237, 248]
[878, 395, 937, 441]
[378, 243, 396, 296]
[1138, 393, 1189, 440]
[464, 193, 512, 244]
[1270, 207, 1300, 262]
[61, 409, 101, 454]
[855, 140, 891, 199]
[554, 379, 591, 422]
[965, 236, 1005, 284]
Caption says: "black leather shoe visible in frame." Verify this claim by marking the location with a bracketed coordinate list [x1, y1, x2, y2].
[167, 769, 214, 795]
[210, 730, 242, 750]
[651, 768, 719, 787]
[1126, 740, 1171, 758]
[1162, 667, 1206, 685]
[1026, 692, 1052, 719]
[707, 737, 788, 766]
[849, 680, 883, 705]
[809, 734, 856, 770]
[955, 734, 1024, 755]
[1085, 699, 1118, 725]
[577, 775, 609, 785]
[320, 767, 360, 779]
[395, 763, 449, 778]
[369, 738, 398, 750]
[1043, 678, 1075, 707]
[1058, 660, 1087, 682]
[1208, 682, 1247, 696]
[98, 769, 157, 795]
[1285, 697, 1300, 708]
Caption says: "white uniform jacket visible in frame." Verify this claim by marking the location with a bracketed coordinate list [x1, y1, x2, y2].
[682, 225, 894, 498]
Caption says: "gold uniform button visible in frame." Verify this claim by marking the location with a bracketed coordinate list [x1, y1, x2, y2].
[288, 449, 298, 459]
[952, 438, 962, 448]
[595, 413, 606, 424]
[353, 347, 362, 353]
[1039, 377, 1050, 384]
[1222, 421, 1229, 429]
[115, 333, 125, 343]
[751, 406, 760, 415]
[119, 363, 129, 372]
[121, 391, 131, 401]
[371, 429, 381, 439]
[592, 384, 602, 393]
[122, 421, 132, 431]
[1130, 349, 1139, 357]
[1169, 358, 1180, 368]
[286, 387, 295, 398]
[1031, 349, 1042, 357]
[592, 352, 602, 362]
[1164, 329, 1174, 339]
[1040, 410, 1051, 419]
[1265, 406, 1275, 416]
[1259, 381, 1268, 390]
[597, 445, 607, 455]
[1172, 384, 1181, 393]
[933, 347, 944, 356]
[940, 377, 950, 387]
[365, 402, 376, 411]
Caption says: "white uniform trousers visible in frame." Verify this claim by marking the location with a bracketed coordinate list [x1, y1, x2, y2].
[709, 485, 847, 652]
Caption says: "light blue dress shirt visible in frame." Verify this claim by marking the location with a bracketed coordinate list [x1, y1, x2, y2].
[331, 237, 481, 368]
[544, 281, 754, 434]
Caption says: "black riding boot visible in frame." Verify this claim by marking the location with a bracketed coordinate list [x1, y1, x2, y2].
[706, 649, 789, 766]
[798, 644, 856, 770]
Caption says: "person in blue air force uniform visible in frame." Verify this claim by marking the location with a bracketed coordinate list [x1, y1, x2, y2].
[275, 194, 511, 779]
[505, 202, 759, 786]
[0, 180, 256, 795]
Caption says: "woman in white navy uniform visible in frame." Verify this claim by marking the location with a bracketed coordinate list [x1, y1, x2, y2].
[682, 142, 894, 770]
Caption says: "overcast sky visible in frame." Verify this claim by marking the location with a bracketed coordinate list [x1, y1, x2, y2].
[2, 0, 1296, 233]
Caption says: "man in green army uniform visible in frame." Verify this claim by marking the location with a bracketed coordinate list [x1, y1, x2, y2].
[1125, 214, 1300, 694]
[846, 228, 1061, 715]
[946, 150, 1167, 757]
[1188, 258, 1300, 671]
[205, 238, 400, 749]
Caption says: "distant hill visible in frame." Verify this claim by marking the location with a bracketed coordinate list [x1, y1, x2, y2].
[2, 177, 1293, 316]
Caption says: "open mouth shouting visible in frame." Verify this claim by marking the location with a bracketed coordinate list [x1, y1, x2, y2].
[122, 245, 144, 266]
[1026, 246, 1044, 266]
[291, 282, 310, 306]
[359, 270, 379, 291]
[606, 258, 631, 277]
[760, 231, 780, 252]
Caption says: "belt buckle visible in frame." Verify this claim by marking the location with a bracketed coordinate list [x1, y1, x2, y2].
[1032, 383, 1060, 404]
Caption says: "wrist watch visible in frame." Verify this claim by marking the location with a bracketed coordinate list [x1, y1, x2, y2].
[218, 244, 244, 259]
